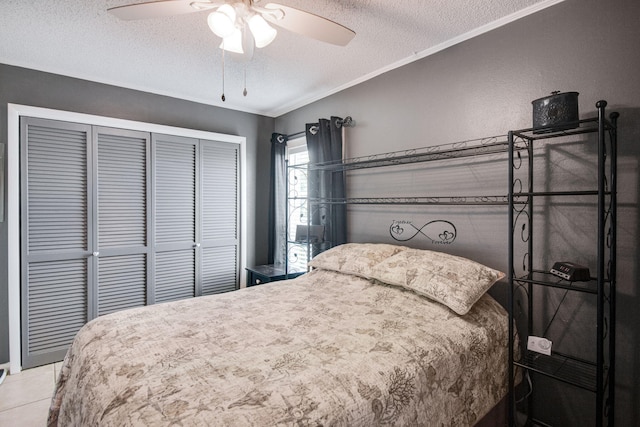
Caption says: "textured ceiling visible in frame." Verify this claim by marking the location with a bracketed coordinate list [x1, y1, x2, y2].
[0, 0, 563, 117]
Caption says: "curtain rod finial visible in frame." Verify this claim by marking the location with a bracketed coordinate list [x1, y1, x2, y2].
[337, 116, 355, 128]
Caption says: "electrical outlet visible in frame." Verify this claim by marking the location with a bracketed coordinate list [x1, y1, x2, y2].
[527, 336, 552, 356]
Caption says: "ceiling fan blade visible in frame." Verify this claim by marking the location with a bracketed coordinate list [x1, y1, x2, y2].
[108, 0, 214, 21]
[262, 3, 355, 46]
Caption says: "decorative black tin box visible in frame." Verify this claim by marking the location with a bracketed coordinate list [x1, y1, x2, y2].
[532, 91, 579, 134]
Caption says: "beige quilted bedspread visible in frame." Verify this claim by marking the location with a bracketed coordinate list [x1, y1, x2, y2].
[48, 268, 510, 426]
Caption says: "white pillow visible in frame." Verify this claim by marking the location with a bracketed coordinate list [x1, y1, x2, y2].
[308, 243, 407, 279]
[369, 248, 505, 315]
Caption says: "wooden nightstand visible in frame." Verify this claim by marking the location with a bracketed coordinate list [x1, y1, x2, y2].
[245, 264, 305, 287]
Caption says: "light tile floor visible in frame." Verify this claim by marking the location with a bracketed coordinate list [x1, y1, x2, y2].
[0, 363, 60, 426]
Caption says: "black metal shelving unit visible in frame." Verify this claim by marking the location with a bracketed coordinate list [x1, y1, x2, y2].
[284, 135, 513, 274]
[508, 101, 618, 426]
[299, 134, 513, 206]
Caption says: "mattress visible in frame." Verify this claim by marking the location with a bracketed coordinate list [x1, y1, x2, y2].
[48, 268, 510, 426]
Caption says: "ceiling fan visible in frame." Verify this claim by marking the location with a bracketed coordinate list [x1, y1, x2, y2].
[108, 0, 356, 59]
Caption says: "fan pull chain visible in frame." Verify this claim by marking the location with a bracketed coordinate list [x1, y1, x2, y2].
[243, 67, 248, 97]
[221, 44, 226, 102]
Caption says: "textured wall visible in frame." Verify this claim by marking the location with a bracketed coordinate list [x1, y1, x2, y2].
[0, 63, 275, 364]
[274, 0, 640, 424]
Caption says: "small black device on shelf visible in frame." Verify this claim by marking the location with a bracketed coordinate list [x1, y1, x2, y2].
[549, 261, 591, 282]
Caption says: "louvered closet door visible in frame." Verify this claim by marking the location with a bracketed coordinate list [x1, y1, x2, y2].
[20, 118, 93, 368]
[95, 127, 151, 315]
[152, 134, 198, 303]
[201, 140, 239, 294]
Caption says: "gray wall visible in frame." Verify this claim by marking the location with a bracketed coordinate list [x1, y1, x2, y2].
[274, 0, 640, 424]
[0, 63, 275, 364]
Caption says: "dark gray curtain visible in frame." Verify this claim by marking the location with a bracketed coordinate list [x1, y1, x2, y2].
[268, 133, 287, 264]
[306, 117, 347, 252]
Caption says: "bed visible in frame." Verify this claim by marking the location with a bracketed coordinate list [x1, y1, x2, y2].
[48, 243, 511, 426]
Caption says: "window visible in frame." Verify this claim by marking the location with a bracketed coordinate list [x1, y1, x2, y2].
[286, 137, 309, 272]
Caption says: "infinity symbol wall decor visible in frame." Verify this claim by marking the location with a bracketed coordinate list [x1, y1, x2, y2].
[389, 220, 457, 244]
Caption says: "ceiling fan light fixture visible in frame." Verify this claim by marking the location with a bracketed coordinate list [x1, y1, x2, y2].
[248, 14, 277, 48]
[207, 4, 237, 38]
[220, 28, 244, 54]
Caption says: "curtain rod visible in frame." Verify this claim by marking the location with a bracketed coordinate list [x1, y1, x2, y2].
[286, 116, 356, 139]
[287, 130, 306, 140]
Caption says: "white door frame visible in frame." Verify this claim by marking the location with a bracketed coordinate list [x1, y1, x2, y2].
[7, 103, 247, 374]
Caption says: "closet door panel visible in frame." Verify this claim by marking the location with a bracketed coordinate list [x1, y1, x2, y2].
[97, 254, 147, 316]
[202, 246, 237, 294]
[154, 135, 197, 246]
[95, 128, 151, 314]
[155, 250, 196, 302]
[152, 134, 198, 302]
[24, 122, 90, 253]
[96, 129, 149, 249]
[201, 141, 238, 243]
[26, 259, 87, 363]
[200, 140, 239, 294]
[20, 118, 92, 368]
